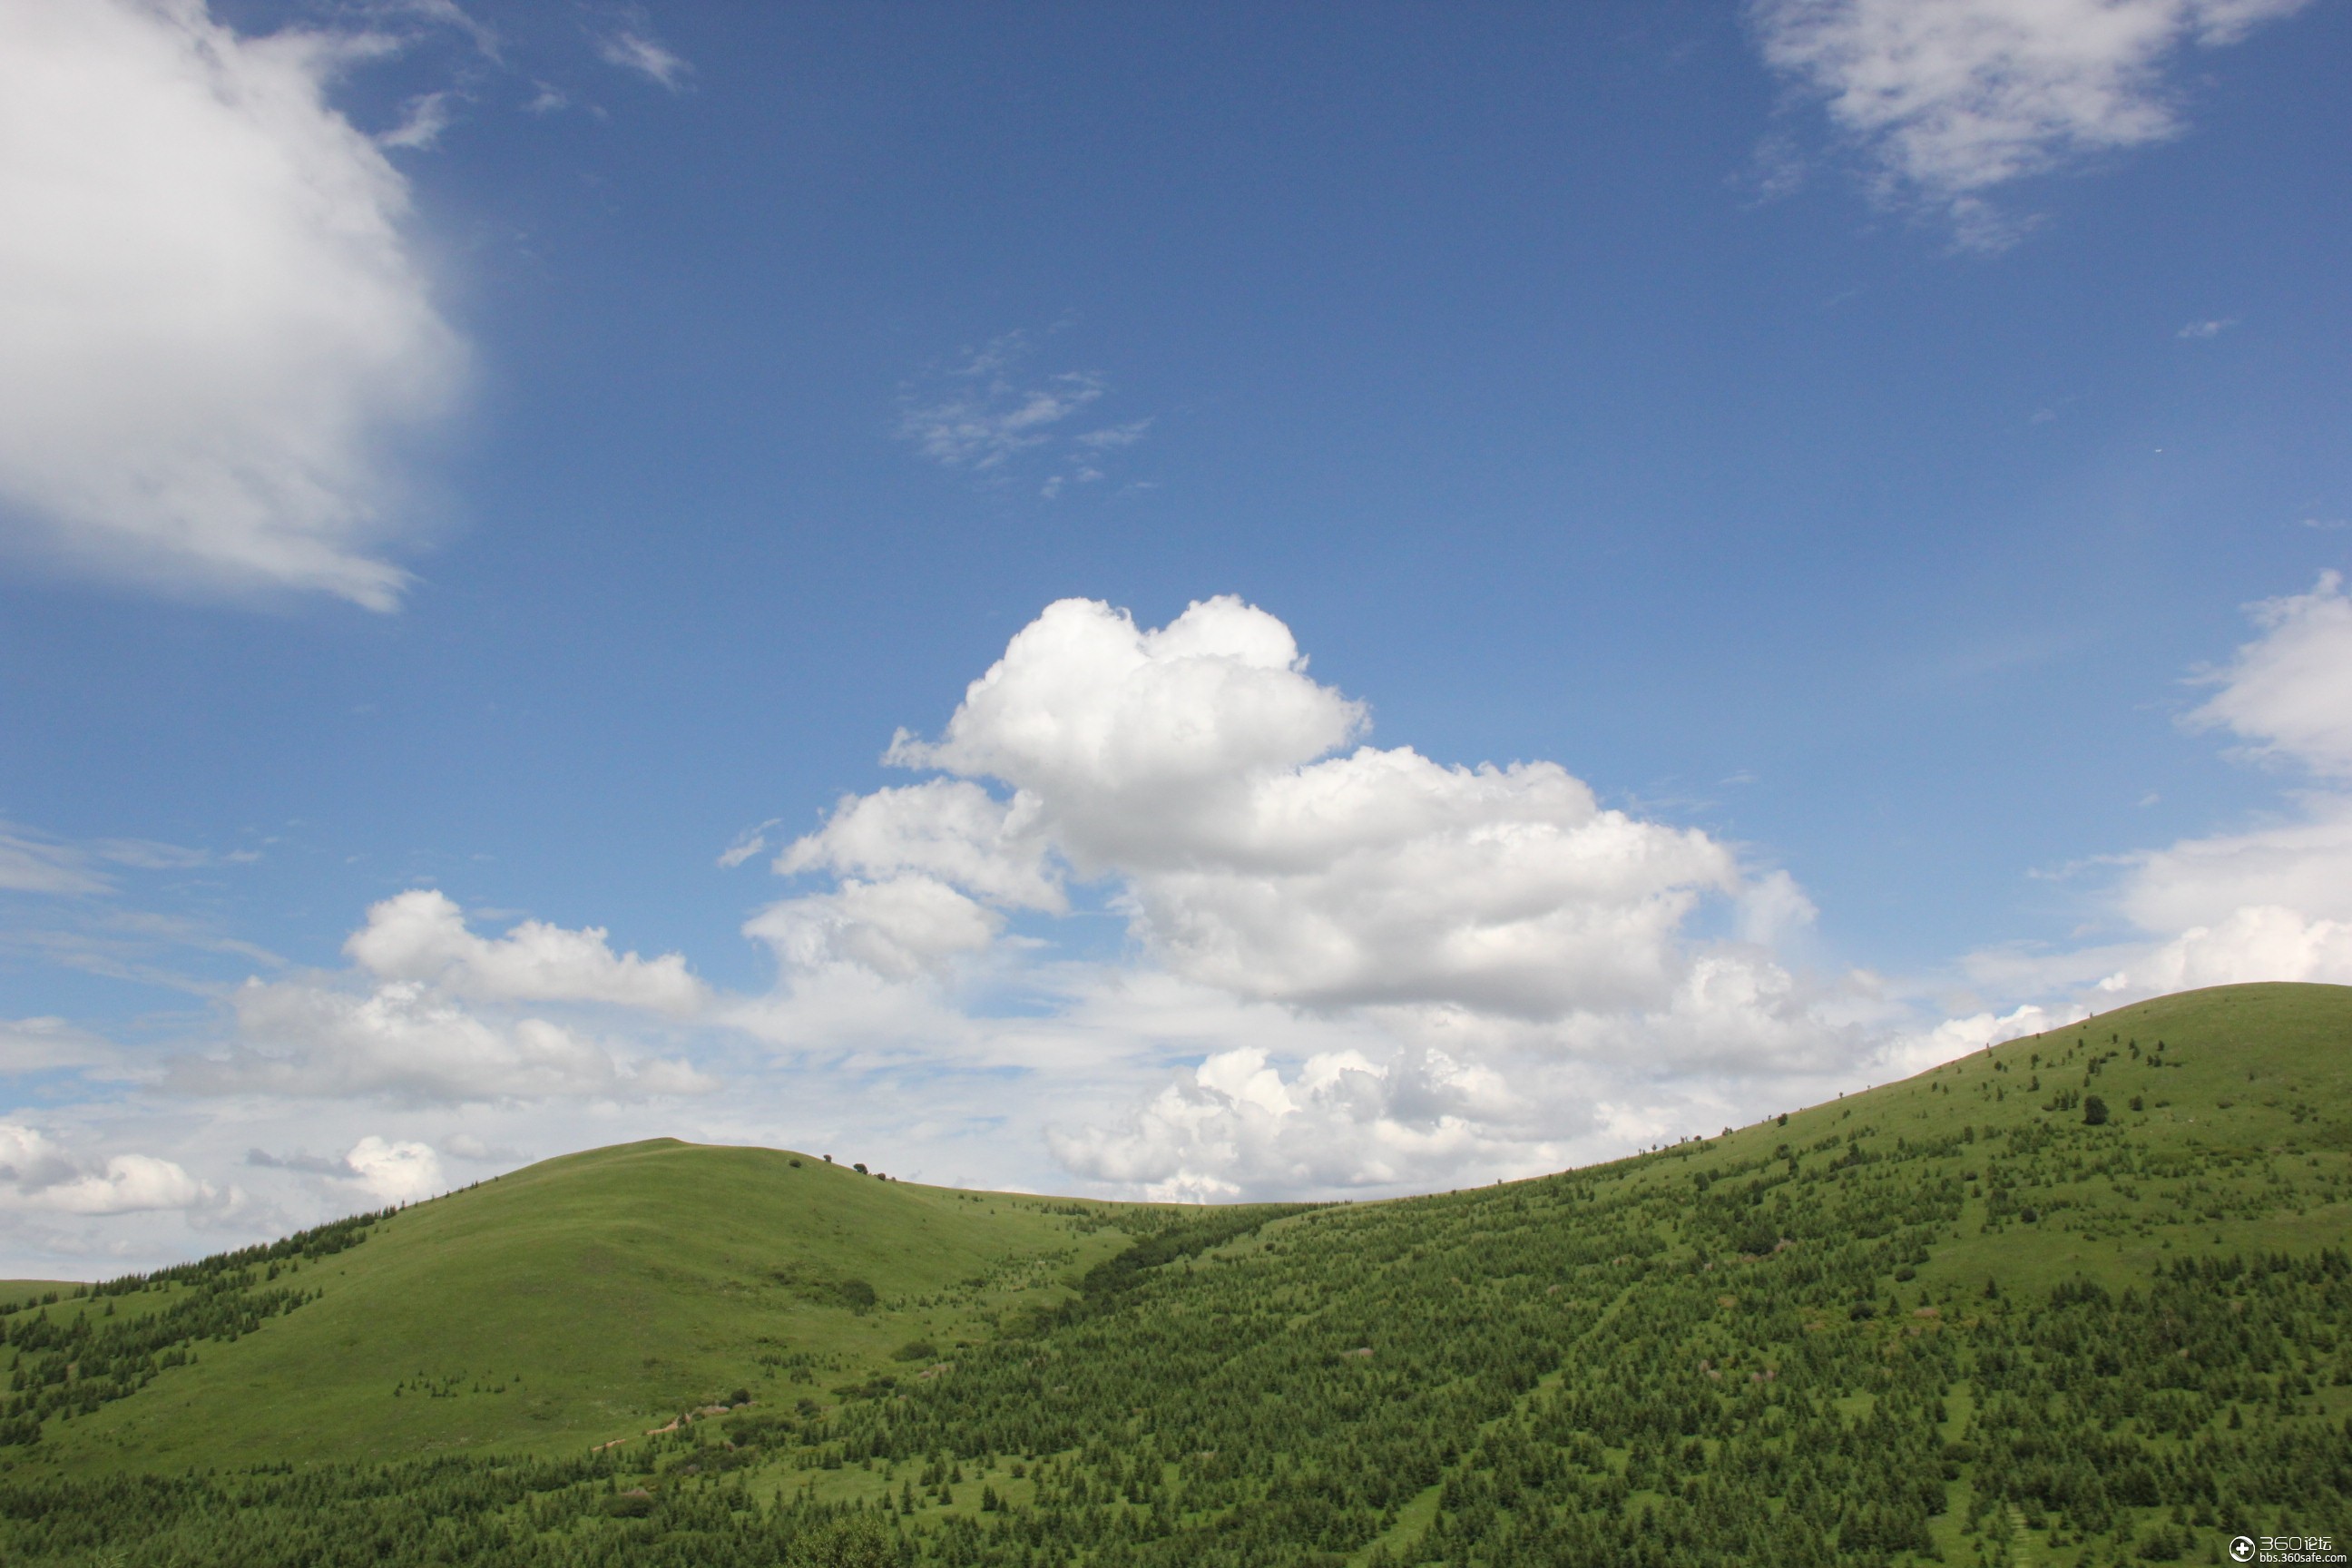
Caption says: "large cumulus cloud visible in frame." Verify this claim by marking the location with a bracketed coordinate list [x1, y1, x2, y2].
[747, 596, 1845, 1197]
[772, 597, 1758, 1020]
[0, 0, 463, 606]
[178, 892, 715, 1105]
[0, 1123, 220, 1216]
[345, 889, 708, 1014]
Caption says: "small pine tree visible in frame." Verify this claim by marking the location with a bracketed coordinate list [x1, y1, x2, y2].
[2082, 1094, 2110, 1126]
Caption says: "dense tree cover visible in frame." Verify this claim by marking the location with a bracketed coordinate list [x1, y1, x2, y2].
[0, 1455, 900, 1567]
[1, 1007, 2345, 1567]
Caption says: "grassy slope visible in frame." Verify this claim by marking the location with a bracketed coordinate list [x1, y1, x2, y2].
[0, 1283, 69, 1302]
[12, 1140, 1138, 1475]
[2, 981, 2345, 1562]
[1745, 978, 2352, 1297]
[723, 982, 2352, 1557]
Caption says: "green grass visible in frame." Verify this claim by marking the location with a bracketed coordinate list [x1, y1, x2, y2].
[0, 981, 2345, 1567]
[1740, 977, 2352, 1298]
[13, 1141, 1143, 1475]
[0, 1282, 71, 1305]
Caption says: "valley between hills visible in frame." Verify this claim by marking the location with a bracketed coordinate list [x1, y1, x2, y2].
[0, 981, 2346, 1566]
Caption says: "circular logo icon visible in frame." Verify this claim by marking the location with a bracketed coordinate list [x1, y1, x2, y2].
[2230, 1537, 2256, 1563]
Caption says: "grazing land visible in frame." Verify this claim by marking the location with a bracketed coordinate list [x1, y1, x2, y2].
[1, 982, 2346, 1566]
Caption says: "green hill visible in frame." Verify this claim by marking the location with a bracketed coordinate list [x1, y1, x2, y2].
[0, 1140, 1183, 1473]
[1, 981, 2346, 1567]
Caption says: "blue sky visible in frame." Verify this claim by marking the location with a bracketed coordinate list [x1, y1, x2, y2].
[1, 0, 2347, 1272]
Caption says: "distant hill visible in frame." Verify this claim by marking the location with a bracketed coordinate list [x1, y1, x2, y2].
[1, 981, 2345, 1567]
[1, 1139, 1182, 1473]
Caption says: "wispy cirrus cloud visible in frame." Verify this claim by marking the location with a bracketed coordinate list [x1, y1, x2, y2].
[0, 828, 112, 897]
[0, 820, 256, 897]
[595, 26, 690, 91]
[1749, 0, 2314, 248]
[378, 89, 459, 150]
[717, 818, 784, 870]
[897, 333, 1154, 498]
[381, 0, 502, 64]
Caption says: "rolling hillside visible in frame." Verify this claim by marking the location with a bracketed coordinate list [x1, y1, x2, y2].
[0, 1140, 1172, 1473]
[0, 981, 2346, 1566]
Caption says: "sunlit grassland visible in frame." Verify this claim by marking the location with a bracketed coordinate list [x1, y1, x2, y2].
[0, 982, 2343, 1567]
[9, 1140, 1142, 1475]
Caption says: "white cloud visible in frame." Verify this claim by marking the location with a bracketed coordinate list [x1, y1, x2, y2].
[779, 781, 1060, 911]
[2099, 905, 2352, 995]
[1870, 1000, 2080, 1079]
[341, 1134, 443, 1202]
[717, 818, 783, 870]
[146, 889, 717, 1105]
[2116, 797, 2352, 934]
[746, 876, 1002, 984]
[596, 28, 690, 90]
[882, 597, 1364, 847]
[2185, 572, 2352, 779]
[1073, 418, 1154, 451]
[343, 889, 706, 1014]
[378, 89, 457, 150]
[0, 0, 464, 608]
[0, 827, 110, 896]
[867, 597, 1742, 1017]
[1931, 571, 2352, 1024]
[246, 1132, 445, 1200]
[2075, 575, 2352, 965]
[389, 0, 500, 63]
[0, 1016, 122, 1075]
[1737, 868, 1818, 946]
[2178, 317, 2238, 338]
[43, 1154, 217, 1215]
[0, 820, 258, 895]
[90, 836, 257, 872]
[1750, 0, 2312, 245]
[748, 595, 1851, 1196]
[897, 333, 1151, 495]
[903, 369, 1104, 472]
[0, 1124, 78, 1193]
[183, 974, 715, 1104]
[1046, 1044, 1524, 1200]
[0, 1125, 218, 1215]
[1036, 965, 1885, 1200]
